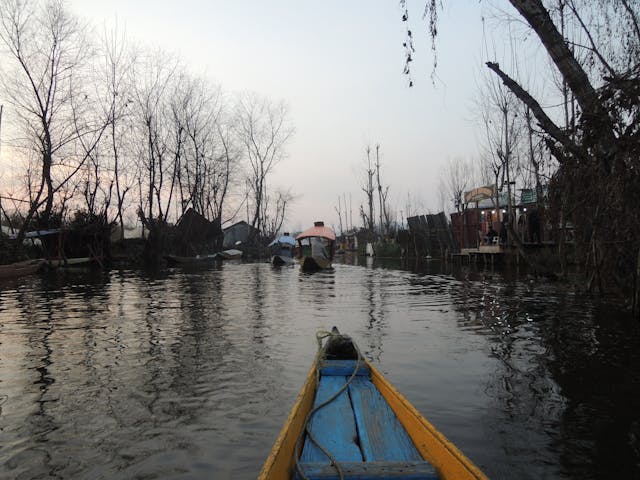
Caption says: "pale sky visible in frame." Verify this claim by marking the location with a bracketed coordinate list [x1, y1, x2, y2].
[59, 1, 495, 231]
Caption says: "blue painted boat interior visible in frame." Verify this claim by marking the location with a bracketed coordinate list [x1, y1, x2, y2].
[294, 360, 439, 480]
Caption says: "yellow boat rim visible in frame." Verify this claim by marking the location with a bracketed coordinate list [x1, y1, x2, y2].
[258, 330, 488, 480]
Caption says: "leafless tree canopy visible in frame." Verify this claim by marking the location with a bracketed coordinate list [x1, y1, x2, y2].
[441, 156, 473, 213]
[0, 0, 296, 250]
[0, 0, 107, 243]
[235, 92, 294, 241]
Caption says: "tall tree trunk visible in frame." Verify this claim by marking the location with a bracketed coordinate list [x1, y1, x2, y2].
[508, 0, 616, 158]
[42, 151, 54, 225]
[508, 0, 597, 114]
[375, 145, 384, 237]
[112, 119, 125, 241]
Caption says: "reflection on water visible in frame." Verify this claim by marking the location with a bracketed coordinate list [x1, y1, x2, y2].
[1, 261, 639, 479]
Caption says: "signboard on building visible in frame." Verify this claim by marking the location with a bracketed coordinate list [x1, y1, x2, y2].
[464, 184, 496, 204]
[520, 189, 537, 204]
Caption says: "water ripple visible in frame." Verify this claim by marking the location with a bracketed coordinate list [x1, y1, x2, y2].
[0, 262, 638, 479]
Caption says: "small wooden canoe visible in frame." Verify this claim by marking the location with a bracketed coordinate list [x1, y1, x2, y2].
[259, 329, 488, 480]
[272, 254, 295, 266]
[46, 257, 97, 268]
[216, 249, 242, 260]
[0, 259, 46, 279]
[299, 255, 331, 271]
[164, 254, 219, 266]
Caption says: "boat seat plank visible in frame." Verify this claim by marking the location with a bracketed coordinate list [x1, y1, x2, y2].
[300, 376, 363, 464]
[320, 360, 370, 376]
[349, 377, 423, 462]
[294, 461, 439, 479]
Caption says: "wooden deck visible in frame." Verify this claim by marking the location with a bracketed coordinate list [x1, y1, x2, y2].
[294, 360, 438, 480]
[451, 245, 506, 266]
[451, 241, 561, 266]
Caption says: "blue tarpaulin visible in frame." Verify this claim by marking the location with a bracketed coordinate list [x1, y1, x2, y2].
[268, 235, 296, 247]
[8, 229, 61, 240]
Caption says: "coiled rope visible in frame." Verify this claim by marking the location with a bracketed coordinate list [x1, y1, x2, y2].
[294, 329, 364, 480]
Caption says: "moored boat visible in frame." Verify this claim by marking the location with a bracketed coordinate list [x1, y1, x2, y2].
[259, 328, 488, 480]
[46, 256, 100, 268]
[272, 254, 295, 266]
[269, 233, 296, 266]
[0, 259, 46, 279]
[165, 249, 241, 265]
[216, 248, 242, 260]
[164, 254, 219, 266]
[296, 222, 335, 271]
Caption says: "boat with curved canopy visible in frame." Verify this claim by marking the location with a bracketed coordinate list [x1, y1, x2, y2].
[296, 222, 336, 271]
[269, 233, 296, 266]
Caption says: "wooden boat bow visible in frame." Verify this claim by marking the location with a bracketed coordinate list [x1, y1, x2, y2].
[259, 329, 488, 480]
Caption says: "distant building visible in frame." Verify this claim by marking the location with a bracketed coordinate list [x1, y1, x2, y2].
[223, 221, 259, 248]
[451, 183, 552, 250]
[171, 208, 222, 255]
[451, 184, 512, 249]
[515, 186, 554, 243]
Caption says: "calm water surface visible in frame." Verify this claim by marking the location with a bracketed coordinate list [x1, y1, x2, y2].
[1, 260, 639, 479]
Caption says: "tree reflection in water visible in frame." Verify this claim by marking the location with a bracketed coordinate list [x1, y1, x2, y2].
[0, 263, 638, 479]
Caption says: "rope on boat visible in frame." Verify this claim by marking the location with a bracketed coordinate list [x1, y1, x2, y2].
[294, 329, 364, 480]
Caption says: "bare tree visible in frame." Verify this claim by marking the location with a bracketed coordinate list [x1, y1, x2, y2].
[179, 77, 219, 219]
[522, 106, 550, 201]
[335, 196, 344, 236]
[360, 145, 375, 234]
[176, 78, 239, 222]
[212, 110, 242, 220]
[404, 191, 426, 218]
[436, 178, 448, 214]
[235, 92, 293, 240]
[441, 156, 472, 213]
[373, 144, 392, 237]
[261, 187, 294, 240]
[132, 49, 179, 227]
[99, 22, 136, 240]
[0, 0, 108, 244]
[477, 69, 522, 228]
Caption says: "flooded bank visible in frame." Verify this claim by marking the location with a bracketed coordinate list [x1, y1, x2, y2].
[0, 261, 638, 479]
